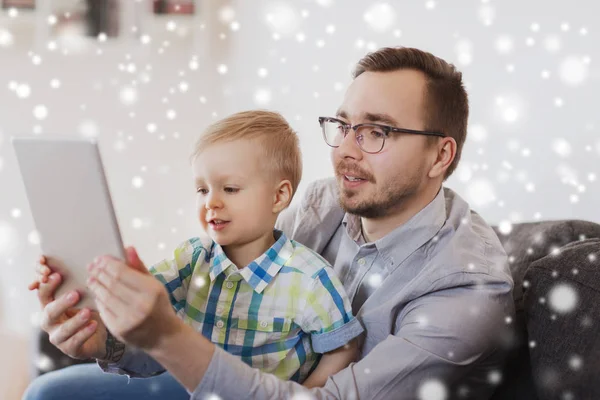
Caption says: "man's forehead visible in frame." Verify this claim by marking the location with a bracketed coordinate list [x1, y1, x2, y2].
[335, 109, 399, 126]
[337, 69, 426, 126]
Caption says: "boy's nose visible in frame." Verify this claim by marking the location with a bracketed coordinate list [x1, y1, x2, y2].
[205, 193, 223, 210]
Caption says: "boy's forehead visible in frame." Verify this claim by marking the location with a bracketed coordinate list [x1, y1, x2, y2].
[192, 139, 265, 179]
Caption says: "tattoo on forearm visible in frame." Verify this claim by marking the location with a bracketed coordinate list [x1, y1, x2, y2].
[103, 329, 125, 363]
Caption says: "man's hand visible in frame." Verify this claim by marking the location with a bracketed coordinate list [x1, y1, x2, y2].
[87, 247, 183, 351]
[29, 256, 108, 361]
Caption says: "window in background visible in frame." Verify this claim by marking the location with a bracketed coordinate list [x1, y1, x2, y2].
[153, 0, 194, 15]
[2, 0, 35, 10]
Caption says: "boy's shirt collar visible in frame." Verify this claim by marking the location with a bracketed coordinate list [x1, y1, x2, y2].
[208, 229, 294, 294]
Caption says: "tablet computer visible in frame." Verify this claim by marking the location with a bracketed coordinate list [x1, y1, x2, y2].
[12, 137, 126, 310]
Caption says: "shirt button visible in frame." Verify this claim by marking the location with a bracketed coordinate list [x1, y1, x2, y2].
[216, 306, 224, 314]
[216, 320, 224, 329]
[260, 321, 268, 328]
[358, 258, 366, 266]
[225, 281, 234, 289]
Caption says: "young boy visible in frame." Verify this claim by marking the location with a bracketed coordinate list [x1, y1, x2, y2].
[31, 110, 363, 387]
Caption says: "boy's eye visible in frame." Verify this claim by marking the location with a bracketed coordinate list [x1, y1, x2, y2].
[196, 188, 208, 195]
[224, 187, 239, 194]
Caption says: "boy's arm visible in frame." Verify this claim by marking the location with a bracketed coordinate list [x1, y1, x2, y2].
[302, 338, 359, 388]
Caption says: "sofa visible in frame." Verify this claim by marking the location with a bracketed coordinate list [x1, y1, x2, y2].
[33, 219, 600, 399]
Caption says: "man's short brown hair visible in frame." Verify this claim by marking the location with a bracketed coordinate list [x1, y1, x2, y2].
[353, 47, 469, 179]
[190, 110, 302, 196]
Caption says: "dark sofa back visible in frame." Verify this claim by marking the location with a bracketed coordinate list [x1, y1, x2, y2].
[491, 220, 600, 400]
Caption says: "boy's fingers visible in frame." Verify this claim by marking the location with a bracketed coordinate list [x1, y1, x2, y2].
[37, 272, 62, 307]
[28, 281, 40, 291]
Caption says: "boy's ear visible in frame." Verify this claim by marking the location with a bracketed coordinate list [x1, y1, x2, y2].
[273, 180, 293, 214]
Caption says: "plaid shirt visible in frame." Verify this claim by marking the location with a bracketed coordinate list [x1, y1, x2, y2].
[149, 230, 364, 382]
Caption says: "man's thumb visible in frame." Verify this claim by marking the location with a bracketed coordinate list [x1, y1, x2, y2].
[125, 246, 148, 273]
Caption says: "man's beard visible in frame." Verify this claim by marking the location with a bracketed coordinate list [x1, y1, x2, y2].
[337, 177, 420, 219]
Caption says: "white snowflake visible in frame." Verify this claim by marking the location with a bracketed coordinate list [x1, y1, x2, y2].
[0, 221, 18, 256]
[468, 124, 488, 142]
[418, 379, 448, 400]
[0, 28, 14, 47]
[33, 105, 49, 120]
[488, 370, 502, 385]
[217, 64, 228, 75]
[363, 3, 396, 33]
[265, 3, 300, 36]
[548, 284, 578, 314]
[543, 35, 561, 53]
[315, 0, 334, 6]
[478, 4, 495, 26]
[455, 39, 473, 66]
[132, 218, 144, 229]
[568, 355, 583, 370]
[119, 87, 138, 106]
[495, 35, 514, 54]
[28, 230, 41, 245]
[254, 89, 272, 106]
[79, 120, 99, 138]
[559, 56, 589, 86]
[552, 139, 572, 158]
[465, 179, 496, 208]
[132, 176, 144, 189]
[36, 354, 55, 372]
[498, 220, 513, 235]
[368, 273, 383, 288]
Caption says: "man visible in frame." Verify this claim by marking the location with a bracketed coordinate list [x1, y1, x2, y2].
[26, 47, 514, 400]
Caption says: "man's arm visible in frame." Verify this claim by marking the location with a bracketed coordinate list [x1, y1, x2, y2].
[151, 278, 513, 399]
[302, 339, 359, 389]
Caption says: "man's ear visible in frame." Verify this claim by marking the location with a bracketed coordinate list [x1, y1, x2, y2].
[273, 180, 293, 214]
[428, 137, 456, 179]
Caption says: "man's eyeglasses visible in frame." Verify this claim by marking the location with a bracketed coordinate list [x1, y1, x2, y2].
[318, 116, 446, 154]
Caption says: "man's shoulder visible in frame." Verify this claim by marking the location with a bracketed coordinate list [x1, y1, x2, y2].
[281, 238, 334, 280]
[276, 178, 345, 254]
[426, 187, 512, 289]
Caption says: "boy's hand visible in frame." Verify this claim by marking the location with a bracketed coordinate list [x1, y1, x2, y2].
[87, 247, 183, 351]
[29, 256, 109, 361]
[27, 256, 52, 291]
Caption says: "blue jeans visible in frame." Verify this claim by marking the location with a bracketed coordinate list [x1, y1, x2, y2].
[22, 364, 190, 400]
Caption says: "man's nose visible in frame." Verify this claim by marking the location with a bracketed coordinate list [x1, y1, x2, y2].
[335, 129, 362, 160]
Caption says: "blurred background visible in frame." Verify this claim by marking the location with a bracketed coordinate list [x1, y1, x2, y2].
[0, 0, 598, 398]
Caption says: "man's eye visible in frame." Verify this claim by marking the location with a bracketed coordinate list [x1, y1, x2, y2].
[197, 188, 208, 195]
[369, 129, 386, 139]
[224, 187, 239, 194]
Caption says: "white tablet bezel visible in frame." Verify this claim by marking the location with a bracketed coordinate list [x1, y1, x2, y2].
[13, 136, 126, 311]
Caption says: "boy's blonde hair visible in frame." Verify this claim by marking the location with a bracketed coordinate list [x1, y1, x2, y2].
[190, 110, 303, 196]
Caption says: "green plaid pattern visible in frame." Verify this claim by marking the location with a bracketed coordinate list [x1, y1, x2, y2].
[149, 230, 361, 382]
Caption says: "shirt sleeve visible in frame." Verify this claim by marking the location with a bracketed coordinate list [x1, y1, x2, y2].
[98, 237, 209, 378]
[191, 276, 514, 399]
[97, 346, 166, 378]
[300, 268, 364, 353]
[149, 237, 207, 315]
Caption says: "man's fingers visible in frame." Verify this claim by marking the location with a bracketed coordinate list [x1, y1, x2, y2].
[62, 320, 99, 358]
[48, 308, 92, 347]
[125, 247, 148, 273]
[41, 291, 80, 330]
